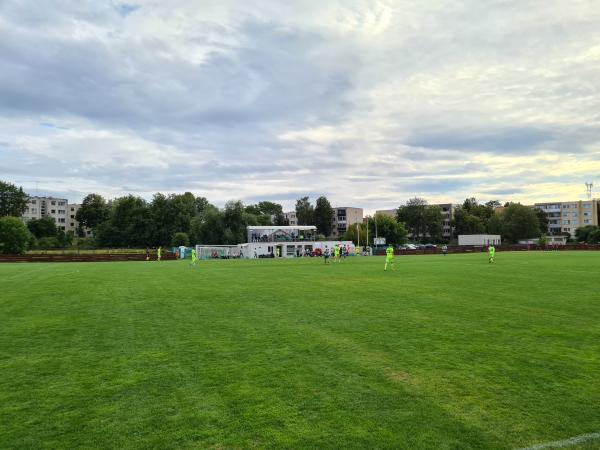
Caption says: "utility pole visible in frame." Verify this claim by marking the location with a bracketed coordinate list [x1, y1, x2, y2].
[585, 182, 593, 200]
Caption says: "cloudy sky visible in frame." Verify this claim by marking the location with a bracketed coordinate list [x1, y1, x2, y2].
[1, 0, 599, 212]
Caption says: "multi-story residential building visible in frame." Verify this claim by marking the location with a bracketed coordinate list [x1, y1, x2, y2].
[534, 200, 599, 237]
[375, 209, 397, 219]
[437, 203, 455, 239]
[376, 204, 455, 239]
[331, 207, 363, 238]
[22, 196, 69, 231]
[284, 211, 298, 226]
[67, 203, 92, 237]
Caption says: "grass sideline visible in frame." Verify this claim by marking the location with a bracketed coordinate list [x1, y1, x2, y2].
[1, 252, 599, 449]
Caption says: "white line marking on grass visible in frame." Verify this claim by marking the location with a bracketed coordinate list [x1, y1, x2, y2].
[517, 431, 600, 450]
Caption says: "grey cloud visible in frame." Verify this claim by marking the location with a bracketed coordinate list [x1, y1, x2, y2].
[1, 0, 600, 208]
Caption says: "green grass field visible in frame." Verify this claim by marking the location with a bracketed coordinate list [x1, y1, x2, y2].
[1, 252, 599, 449]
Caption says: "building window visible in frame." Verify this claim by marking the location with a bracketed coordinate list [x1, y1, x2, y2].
[51, 201, 56, 205]
[58, 201, 65, 206]
[51, 209, 56, 214]
[70, 222, 75, 227]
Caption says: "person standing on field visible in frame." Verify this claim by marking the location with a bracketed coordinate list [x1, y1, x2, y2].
[488, 244, 495, 263]
[157, 246, 162, 261]
[190, 248, 197, 266]
[324, 246, 331, 264]
[384, 244, 395, 271]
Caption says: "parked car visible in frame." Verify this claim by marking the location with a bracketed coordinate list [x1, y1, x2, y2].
[424, 243, 437, 249]
[404, 244, 417, 250]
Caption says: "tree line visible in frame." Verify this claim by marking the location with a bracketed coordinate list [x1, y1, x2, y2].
[2, 179, 599, 255]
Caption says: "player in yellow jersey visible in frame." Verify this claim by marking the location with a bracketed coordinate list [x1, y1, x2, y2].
[488, 244, 495, 263]
[384, 244, 395, 271]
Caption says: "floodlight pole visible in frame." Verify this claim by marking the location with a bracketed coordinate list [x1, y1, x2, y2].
[357, 223, 360, 248]
[366, 216, 369, 247]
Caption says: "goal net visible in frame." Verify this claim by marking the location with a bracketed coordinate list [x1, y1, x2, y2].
[196, 245, 240, 260]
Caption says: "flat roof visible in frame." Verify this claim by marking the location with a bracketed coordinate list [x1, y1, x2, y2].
[247, 226, 316, 230]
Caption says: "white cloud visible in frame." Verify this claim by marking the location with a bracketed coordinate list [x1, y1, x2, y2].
[1, 0, 599, 213]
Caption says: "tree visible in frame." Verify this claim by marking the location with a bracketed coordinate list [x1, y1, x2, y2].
[95, 196, 150, 247]
[588, 228, 600, 244]
[424, 206, 443, 243]
[56, 229, 74, 248]
[397, 198, 428, 241]
[534, 208, 549, 235]
[372, 213, 408, 245]
[295, 196, 314, 225]
[27, 217, 58, 238]
[191, 206, 224, 245]
[0, 181, 28, 217]
[195, 196, 212, 214]
[273, 212, 289, 226]
[487, 214, 504, 235]
[148, 193, 171, 245]
[314, 196, 334, 237]
[342, 223, 367, 246]
[245, 201, 280, 226]
[452, 198, 493, 235]
[485, 200, 502, 209]
[0, 216, 31, 254]
[171, 232, 190, 247]
[169, 192, 197, 237]
[575, 225, 599, 243]
[76, 194, 109, 229]
[222, 201, 246, 244]
[453, 208, 486, 235]
[498, 203, 541, 243]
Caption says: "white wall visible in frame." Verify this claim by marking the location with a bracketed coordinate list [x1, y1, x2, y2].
[458, 235, 501, 246]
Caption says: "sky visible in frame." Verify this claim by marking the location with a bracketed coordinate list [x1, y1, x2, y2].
[1, 0, 599, 213]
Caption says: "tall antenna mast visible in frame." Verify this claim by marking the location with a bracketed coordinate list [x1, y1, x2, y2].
[585, 182, 593, 200]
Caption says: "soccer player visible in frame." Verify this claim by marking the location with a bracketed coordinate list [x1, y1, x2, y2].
[324, 246, 331, 264]
[145, 247, 150, 261]
[442, 244, 448, 256]
[157, 246, 162, 262]
[384, 244, 395, 271]
[334, 244, 341, 262]
[488, 244, 495, 263]
[190, 248, 197, 266]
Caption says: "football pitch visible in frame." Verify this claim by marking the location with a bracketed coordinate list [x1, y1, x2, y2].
[1, 252, 599, 449]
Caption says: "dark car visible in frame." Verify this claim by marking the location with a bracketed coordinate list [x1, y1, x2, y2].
[424, 243, 437, 249]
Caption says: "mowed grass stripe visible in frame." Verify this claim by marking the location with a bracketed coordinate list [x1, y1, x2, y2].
[0, 252, 599, 449]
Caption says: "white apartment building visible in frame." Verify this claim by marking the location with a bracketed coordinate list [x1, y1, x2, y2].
[67, 203, 92, 237]
[331, 207, 363, 238]
[22, 196, 69, 231]
[534, 200, 599, 237]
[284, 211, 298, 226]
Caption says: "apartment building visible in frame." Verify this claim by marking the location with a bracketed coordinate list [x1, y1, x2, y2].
[437, 203, 455, 239]
[376, 204, 455, 239]
[534, 200, 599, 237]
[67, 203, 92, 237]
[22, 196, 69, 231]
[331, 207, 363, 238]
[284, 211, 298, 226]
